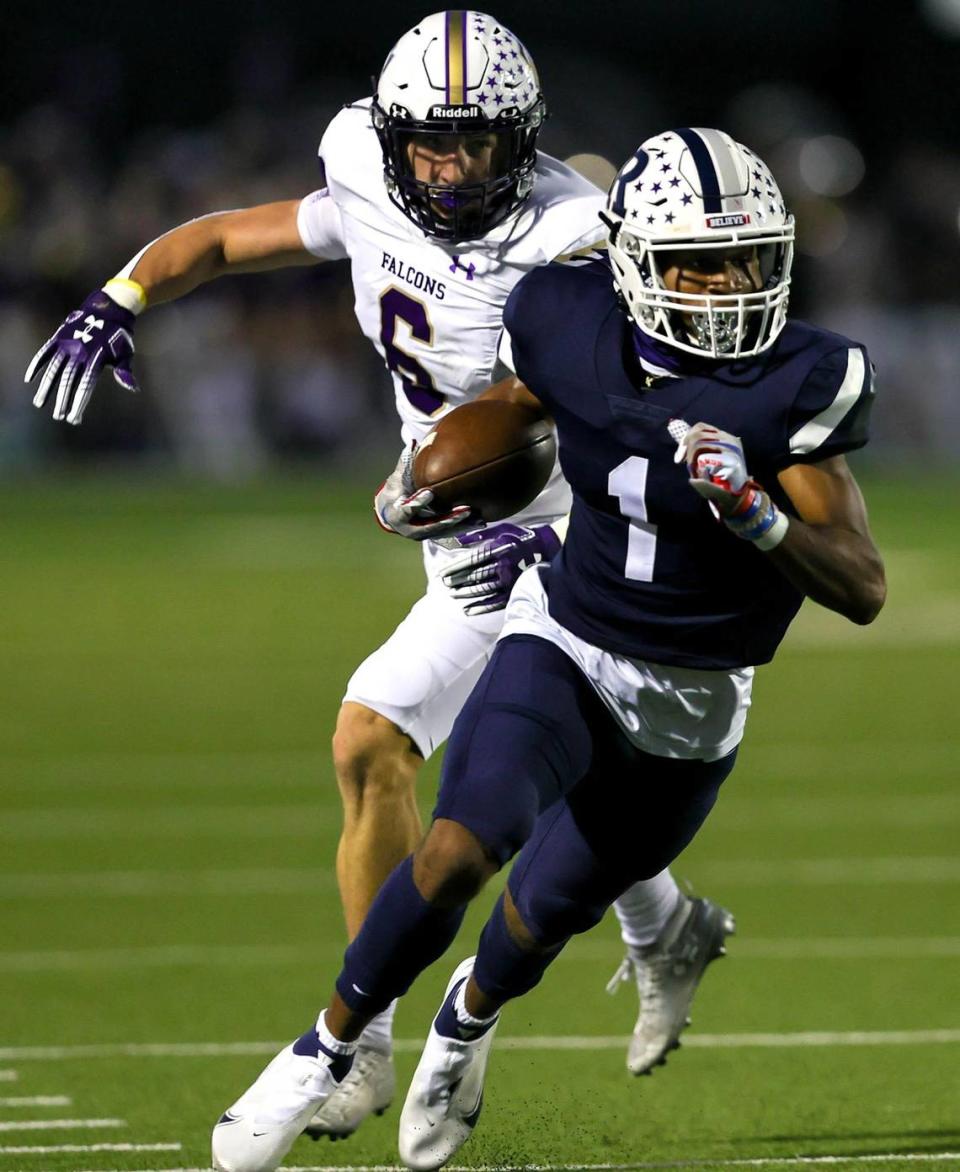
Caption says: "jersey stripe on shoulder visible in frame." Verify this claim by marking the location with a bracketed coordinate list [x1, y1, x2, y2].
[788, 347, 869, 456]
[553, 244, 608, 267]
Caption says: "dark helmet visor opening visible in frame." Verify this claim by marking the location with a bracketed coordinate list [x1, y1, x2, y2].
[373, 98, 544, 241]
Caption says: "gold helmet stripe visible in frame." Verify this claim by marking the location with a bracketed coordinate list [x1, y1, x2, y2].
[445, 10, 466, 105]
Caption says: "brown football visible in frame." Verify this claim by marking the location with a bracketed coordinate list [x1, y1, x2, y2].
[413, 400, 556, 523]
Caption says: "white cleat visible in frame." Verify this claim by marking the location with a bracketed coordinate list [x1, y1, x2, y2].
[304, 1046, 395, 1140]
[399, 957, 499, 1171]
[212, 1030, 353, 1172]
[607, 894, 735, 1076]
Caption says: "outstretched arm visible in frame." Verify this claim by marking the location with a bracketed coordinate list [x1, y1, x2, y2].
[26, 197, 336, 424]
[122, 199, 321, 305]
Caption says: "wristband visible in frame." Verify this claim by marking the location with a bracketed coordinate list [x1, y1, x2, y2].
[753, 509, 789, 551]
[725, 491, 790, 551]
[103, 278, 148, 315]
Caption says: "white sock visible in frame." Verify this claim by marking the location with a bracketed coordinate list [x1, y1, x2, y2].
[315, 1010, 358, 1057]
[453, 980, 498, 1028]
[613, 869, 682, 951]
[358, 1000, 396, 1055]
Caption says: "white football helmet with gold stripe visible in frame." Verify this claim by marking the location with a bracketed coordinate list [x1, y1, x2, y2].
[373, 10, 544, 241]
[604, 128, 795, 359]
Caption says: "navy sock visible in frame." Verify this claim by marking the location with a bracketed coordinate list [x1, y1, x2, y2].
[473, 893, 565, 1005]
[336, 855, 467, 1017]
[291, 1030, 355, 1082]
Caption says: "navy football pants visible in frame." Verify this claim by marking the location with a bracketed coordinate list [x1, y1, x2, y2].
[434, 634, 737, 945]
[335, 633, 737, 1017]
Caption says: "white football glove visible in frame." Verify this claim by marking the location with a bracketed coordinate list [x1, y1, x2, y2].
[673, 421, 757, 518]
[673, 420, 790, 550]
[374, 444, 479, 541]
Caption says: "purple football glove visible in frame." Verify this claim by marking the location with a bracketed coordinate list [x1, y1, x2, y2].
[442, 521, 562, 615]
[26, 288, 139, 425]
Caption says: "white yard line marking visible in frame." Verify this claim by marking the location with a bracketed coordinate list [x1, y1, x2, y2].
[733, 937, 960, 959]
[1, 838, 955, 902]
[563, 936, 960, 961]
[293, 1159, 960, 1170]
[4, 932, 960, 975]
[710, 794, 960, 827]
[0, 1118, 124, 1132]
[0, 1029, 958, 1062]
[494, 1029, 960, 1050]
[1, 856, 955, 908]
[692, 856, 960, 885]
[0, 1096, 71, 1107]
[0, 1142, 178, 1156]
[0, 868, 327, 900]
[0, 806, 326, 842]
[0, 944, 310, 972]
[2, 746, 326, 780]
[37, 1155, 960, 1172]
[0, 1071, 17, 1081]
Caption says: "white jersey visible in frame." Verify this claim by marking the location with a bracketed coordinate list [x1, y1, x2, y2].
[297, 99, 606, 524]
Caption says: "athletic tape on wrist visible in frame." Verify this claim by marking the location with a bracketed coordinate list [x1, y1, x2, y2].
[752, 509, 790, 551]
[725, 492, 789, 551]
[732, 490, 763, 522]
[103, 278, 148, 315]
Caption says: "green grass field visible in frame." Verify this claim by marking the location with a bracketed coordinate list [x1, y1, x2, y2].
[2, 473, 958, 1172]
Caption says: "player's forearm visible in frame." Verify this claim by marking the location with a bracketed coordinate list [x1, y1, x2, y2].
[475, 375, 548, 418]
[767, 520, 886, 625]
[123, 202, 317, 307]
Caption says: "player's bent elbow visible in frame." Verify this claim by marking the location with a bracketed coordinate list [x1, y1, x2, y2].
[847, 567, 887, 626]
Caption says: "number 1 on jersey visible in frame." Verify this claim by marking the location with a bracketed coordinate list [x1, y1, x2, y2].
[608, 456, 658, 582]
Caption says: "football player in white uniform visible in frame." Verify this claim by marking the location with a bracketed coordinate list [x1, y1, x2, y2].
[26, 10, 734, 1154]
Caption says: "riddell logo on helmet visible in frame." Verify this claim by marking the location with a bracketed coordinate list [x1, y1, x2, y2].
[706, 213, 752, 229]
[429, 104, 483, 119]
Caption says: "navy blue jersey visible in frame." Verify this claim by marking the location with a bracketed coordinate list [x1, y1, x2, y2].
[502, 259, 875, 669]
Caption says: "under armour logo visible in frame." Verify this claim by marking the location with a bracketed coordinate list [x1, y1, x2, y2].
[449, 256, 476, 280]
[73, 314, 105, 344]
[517, 553, 544, 571]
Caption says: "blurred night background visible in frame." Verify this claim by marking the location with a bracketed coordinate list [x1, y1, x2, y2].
[2, 0, 959, 475]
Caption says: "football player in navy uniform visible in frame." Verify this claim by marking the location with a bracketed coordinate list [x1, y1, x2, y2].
[208, 125, 883, 1172]
[28, 18, 735, 1141]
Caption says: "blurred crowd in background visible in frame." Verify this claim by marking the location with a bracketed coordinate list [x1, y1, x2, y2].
[3, 0, 959, 477]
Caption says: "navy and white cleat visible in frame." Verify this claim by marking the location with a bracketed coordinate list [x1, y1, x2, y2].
[305, 1045, 395, 1140]
[607, 894, 735, 1076]
[398, 957, 499, 1171]
[212, 1028, 353, 1172]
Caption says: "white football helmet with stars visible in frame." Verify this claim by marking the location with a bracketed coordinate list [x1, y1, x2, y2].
[373, 10, 544, 242]
[604, 128, 795, 359]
